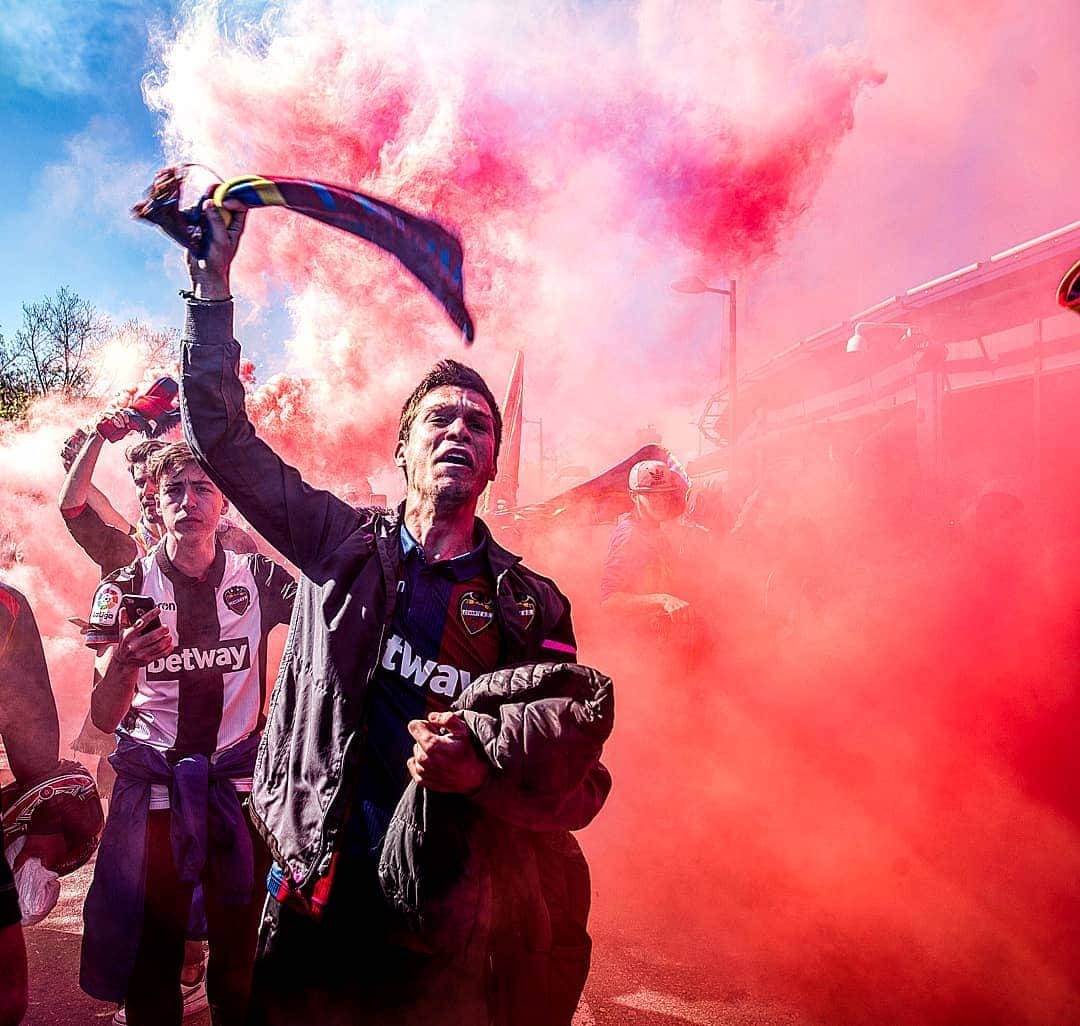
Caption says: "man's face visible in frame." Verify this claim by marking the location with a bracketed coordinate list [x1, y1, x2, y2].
[157, 463, 224, 543]
[395, 386, 497, 507]
[130, 461, 161, 526]
[633, 489, 685, 524]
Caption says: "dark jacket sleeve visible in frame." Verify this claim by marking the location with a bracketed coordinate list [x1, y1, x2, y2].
[63, 505, 138, 578]
[538, 585, 577, 663]
[180, 300, 360, 574]
[0, 586, 60, 785]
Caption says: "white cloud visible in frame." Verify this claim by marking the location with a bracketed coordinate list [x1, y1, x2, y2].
[0, 0, 151, 96]
[39, 117, 156, 232]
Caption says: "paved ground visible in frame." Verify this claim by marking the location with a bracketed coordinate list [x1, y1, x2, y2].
[21, 858, 817, 1026]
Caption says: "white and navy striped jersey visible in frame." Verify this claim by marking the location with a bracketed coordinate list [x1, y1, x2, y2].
[89, 544, 296, 762]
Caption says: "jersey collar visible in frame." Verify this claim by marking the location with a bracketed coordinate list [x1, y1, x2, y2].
[400, 520, 488, 582]
[155, 539, 227, 589]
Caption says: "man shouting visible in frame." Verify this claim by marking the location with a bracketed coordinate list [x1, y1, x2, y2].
[178, 198, 612, 1025]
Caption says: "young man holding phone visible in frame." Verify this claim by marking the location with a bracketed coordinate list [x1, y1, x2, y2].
[78, 442, 295, 1026]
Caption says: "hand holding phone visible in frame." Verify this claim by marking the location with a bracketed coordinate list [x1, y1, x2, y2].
[115, 596, 172, 669]
[121, 594, 162, 635]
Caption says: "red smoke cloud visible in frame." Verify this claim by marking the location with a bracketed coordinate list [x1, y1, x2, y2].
[747, 0, 1080, 353]
[2, 2, 1077, 1023]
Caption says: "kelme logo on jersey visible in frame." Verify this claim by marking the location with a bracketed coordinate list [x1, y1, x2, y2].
[145, 638, 251, 679]
[459, 591, 494, 635]
[516, 595, 537, 630]
[223, 585, 251, 616]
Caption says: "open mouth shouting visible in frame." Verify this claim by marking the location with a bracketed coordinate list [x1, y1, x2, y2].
[436, 448, 475, 470]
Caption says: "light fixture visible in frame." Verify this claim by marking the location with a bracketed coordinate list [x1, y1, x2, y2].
[670, 275, 708, 294]
[845, 321, 919, 354]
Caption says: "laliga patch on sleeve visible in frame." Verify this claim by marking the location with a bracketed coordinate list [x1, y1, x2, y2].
[90, 585, 122, 627]
[223, 585, 251, 616]
[85, 583, 123, 646]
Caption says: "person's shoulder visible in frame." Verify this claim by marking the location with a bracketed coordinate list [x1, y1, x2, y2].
[605, 511, 640, 549]
[216, 519, 259, 554]
[480, 516, 567, 605]
[233, 548, 290, 578]
[508, 557, 571, 612]
[101, 553, 147, 587]
[91, 556, 146, 607]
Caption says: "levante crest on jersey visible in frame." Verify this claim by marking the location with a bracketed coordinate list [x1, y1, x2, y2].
[223, 585, 251, 616]
[459, 591, 495, 635]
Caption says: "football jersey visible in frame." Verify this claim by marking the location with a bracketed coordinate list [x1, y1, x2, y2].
[88, 544, 295, 764]
[348, 525, 502, 862]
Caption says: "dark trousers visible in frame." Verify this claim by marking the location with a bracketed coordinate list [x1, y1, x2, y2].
[124, 808, 270, 1026]
[246, 860, 490, 1026]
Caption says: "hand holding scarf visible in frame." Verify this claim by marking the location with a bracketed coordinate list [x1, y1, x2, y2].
[134, 166, 475, 342]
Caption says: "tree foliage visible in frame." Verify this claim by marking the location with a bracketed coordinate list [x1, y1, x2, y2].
[0, 288, 177, 420]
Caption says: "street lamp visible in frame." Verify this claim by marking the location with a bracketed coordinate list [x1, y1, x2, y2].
[671, 275, 738, 466]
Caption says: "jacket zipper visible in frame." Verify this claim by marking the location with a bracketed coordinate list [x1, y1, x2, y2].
[303, 529, 403, 886]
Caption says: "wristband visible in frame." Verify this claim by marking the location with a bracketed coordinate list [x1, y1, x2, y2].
[179, 291, 232, 302]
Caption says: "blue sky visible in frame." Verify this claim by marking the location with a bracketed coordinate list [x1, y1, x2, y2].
[0, 1, 188, 337]
[0, 0, 857, 346]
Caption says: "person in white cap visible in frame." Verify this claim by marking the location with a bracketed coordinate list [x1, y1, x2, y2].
[599, 459, 693, 631]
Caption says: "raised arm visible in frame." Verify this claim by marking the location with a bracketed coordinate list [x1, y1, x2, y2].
[180, 201, 359, 573]
[59, 428, 131, 528]
[59, 431, 138, 575]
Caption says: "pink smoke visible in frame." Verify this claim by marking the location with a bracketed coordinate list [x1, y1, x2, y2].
[143, 0, 881, 481]
[1, 1, 1074, 1022]
[746, 0, 1080, 353]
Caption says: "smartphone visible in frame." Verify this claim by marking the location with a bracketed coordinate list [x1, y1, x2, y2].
[121, 594, 161, 635]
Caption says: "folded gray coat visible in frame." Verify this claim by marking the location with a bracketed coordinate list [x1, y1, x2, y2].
[379, 660, 614, 1026]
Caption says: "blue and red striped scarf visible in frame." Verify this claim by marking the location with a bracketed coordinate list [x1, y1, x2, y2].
[134, 167, 474, 342]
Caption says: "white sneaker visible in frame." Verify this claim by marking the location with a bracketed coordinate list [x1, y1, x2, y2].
[110, 969, 209, 1024]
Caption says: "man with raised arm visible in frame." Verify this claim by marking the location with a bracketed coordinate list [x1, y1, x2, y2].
[178, 200, 613, 1025]
[59, 423, 258, 577]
